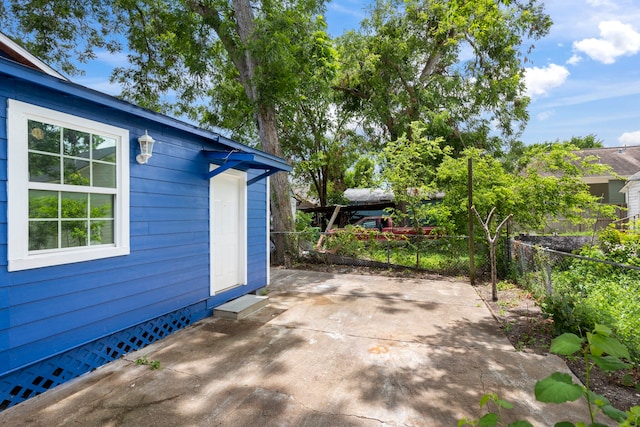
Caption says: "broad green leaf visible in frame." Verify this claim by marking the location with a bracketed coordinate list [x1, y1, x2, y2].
[534, 372, 583, 403]
[586, 332, 601, 356]
[553, 422, 575, 427]
[550, 333, 584, 356]
[508, 421, 534, 427]
[478, 413, 498, 427]
[479, 393, 496, 407]
[588, 334, 631, 360]
[593, 324, 612, 336]
[601, 404, 628, 422]
[495, 398, 513, 409]
[587, 390, 611, 407]
[590, 355, 631, 371]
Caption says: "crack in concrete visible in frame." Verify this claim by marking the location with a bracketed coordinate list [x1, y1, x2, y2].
[284, 390, 403, 426]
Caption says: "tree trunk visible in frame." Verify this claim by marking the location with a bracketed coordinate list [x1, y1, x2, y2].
[489, 243, 497, 301]
[472, 206, 512, 302]
[227, 0, 295, 265]
[255, 105, 294, 266]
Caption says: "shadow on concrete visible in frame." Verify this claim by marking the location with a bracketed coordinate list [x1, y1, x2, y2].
[0, 268, 597, 426]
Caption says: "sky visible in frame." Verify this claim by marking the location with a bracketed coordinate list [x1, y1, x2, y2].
[77, 0, 640, 148]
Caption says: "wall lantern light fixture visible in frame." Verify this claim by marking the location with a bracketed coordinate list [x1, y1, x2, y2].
[136, 130, 155, 164]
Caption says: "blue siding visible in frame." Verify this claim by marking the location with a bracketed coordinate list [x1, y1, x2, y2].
[0, 68, 276, 378]
[246, 172, 268, 287]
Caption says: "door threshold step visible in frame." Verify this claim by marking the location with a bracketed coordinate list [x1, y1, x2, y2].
[214, 294, 269, 320]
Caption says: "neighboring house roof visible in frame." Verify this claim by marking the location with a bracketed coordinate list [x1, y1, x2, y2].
[343, 188, 444, 204]
[0, 32, 68, 80]
[344, 188, 395, 204]
[576, 146, 640, 183]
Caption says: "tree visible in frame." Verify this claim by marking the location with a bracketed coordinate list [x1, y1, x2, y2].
[274, 24, 368, 207]
[433, 146, 617, 237]
[381, 121, 447, 231]
[344, 155, 377, 189]
[334, 0, 551, 150]
[472, 207, 512, 301]
[2, 0, 329, 264]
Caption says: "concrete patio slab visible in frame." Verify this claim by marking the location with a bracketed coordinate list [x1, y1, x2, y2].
[0, 268, 603, 426]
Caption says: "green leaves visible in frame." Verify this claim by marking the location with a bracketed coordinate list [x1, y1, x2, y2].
[335, 0, 551, 145]
[534, 372, 584, 403]
[588, 332, 631, 360]
[550, 333, 584, 356]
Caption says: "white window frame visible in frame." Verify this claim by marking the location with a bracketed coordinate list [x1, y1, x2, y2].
[7, 99, 130, 271]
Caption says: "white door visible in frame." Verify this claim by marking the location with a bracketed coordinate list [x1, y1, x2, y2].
[210, 167, 247, 295]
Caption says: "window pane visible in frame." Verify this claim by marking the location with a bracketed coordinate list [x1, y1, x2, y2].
[29, 221, 58, 250]
[93, 135, 117, 163]
[29, 190, 59, 218]
[91, 220, 114, 245]
[92, 162, 116, 188]
[61, 220, 88, 248]
[61, 192, 88, 219]
[63, 128, 90, 158]
[29, 152, 61, 183]
[28, 120, 60, 154]
[90, 194, 114, 218]
[63, 158, 90, 185]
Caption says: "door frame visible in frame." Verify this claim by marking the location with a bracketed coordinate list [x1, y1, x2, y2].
[209, 165, 247, 295]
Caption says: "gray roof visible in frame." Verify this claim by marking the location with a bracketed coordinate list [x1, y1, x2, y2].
[344, 188, 394, 203]
[576, 146, 640, 178]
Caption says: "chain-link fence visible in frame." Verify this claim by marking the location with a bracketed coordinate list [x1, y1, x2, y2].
[280, 229, 494, 276]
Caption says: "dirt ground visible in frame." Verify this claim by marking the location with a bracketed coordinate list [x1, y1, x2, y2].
[473, 277, 640, 413]
[295, 262, 640, 413]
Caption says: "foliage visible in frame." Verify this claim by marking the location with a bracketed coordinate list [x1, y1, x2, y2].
[334, 0, 551, 147]
[540, 240, 640, 362]
[539, 326, 632, 425]
[323, 227, 375, 258]
[344, 155, 378, 189]
[135, 355, 161, 370]
[432, 145, 617, 236]
[460, 325, 639, 427]
[381, 121, 448, 231]
[294, 211, 320, 252]
[324, 234, 475, 275]
[458, 392, 532, 427]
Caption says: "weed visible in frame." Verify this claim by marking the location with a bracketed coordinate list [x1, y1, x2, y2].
[497, 281, 517, 291]
[135, 355, 161, 370]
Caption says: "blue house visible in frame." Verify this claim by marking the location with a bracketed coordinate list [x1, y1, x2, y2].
[0, 44, 290, 409]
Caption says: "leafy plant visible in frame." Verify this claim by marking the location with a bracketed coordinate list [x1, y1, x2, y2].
[458, 392, 532, 427]
[460, 324, 639, 426]
[135, 355, 161, 370]
[540, 325, 631, 425]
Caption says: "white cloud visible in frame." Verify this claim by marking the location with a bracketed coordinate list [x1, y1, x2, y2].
[75, 77, 122, 96]
[327, 2, 367, 20]
[94, 50, 130, 67]
[573, 20, 640, 63]
[586, 0, 615, 6]
[566, 54, 582, 65]
[619, 130, 640, 145]
[537, 111, 554, 121]
[524, 64, 570, 97]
